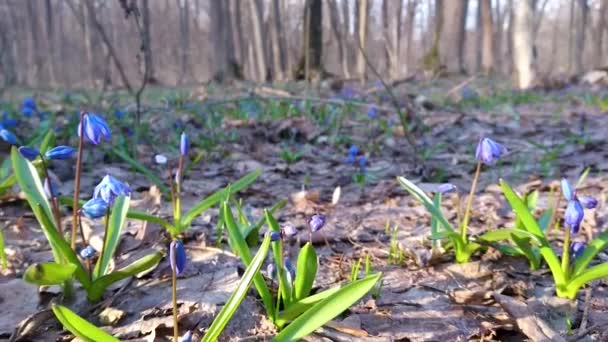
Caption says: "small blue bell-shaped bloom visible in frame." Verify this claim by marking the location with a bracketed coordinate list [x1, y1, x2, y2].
[309, 214, 326, 232]
[438, 183, 456, 194]
[358, 156, 367, 174]
[170, 240, 187, 276]
[367, 105, 377, 119]
[81, 198, 109, 219]
[570, 241, 586, 261]
[267, 263, 277, 280]
[282, 225, 298, 238]
[93, 175, 132, 205]
[475, 137, 507, 165]
[284, 257, 296, 284]
[18, 146, 40, 160]
[78, 113, 111, 145]
[564, 200, 584, 234]
[0, 129, 17, 145]
[178, 331, 192, 342]
[79, 245, 96, 259]
[270, 231, 281, 241]
[45, 146, 75, 160]
[180, 132, 189, 156]
[579, 196, 598, 209]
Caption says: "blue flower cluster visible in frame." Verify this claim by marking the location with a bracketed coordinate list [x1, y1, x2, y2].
[81, 175, 131, 219]
[346, 145, 367, 174]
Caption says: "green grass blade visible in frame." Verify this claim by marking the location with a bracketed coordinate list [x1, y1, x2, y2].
[276, 287, 342, 328]
[108, 148, 169, 194]
[126, 209, 175, 235]
[201, 234, 271, 342]
[265, 210, 292, 306]
[11, 147, 61, 261]
[294, 243, 317, 301]
[87, 252, 163, 302]
[94, 196, 130, 279]
[222, 202, 275, 320]
[23, 262, 77, 285]
[181, 169, 261, 230]
[274, 273, 381, 341]
[478, 228, 541, 244]
[52, 305, 120, 342]
[0, 227, 6, 269]
[39, 129, 56, 153]
[566, 263, 608, 299]
[397, 177, 455, 232]
[243, 199, 286, 245]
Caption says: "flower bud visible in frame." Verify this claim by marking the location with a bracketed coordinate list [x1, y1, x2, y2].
[18, 146, 40, 160]
[170, 240, 187, 276]
[45, 146, 75, 160]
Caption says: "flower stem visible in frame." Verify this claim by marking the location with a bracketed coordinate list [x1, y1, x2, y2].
[97, 210, 111, 278]
[460, 162, 482, 241]
[71, 111, 86, 249]
[175, 155, 184, 224]
[172, 253, 179, 342]
[561, 228, 571, 281]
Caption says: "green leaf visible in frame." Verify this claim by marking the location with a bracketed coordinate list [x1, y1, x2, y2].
[431, 193, 442, 248]
[566, 263, 608, 299]
[276, 286, 342, 328]
[94, 196, 130, 279]
[500, 180, 565, 286]
[23, 262, 77, 285]
[572, 231, 608, 277]
[52, 305, 120, 342]
[243, 199, 287, 246]
[274, 273, 381, 341]
[0, 227, 6, 269]
[87, 252, 163, 302]
[478, 228, 541, 244]
[181, 169, 261, 231]
[511, 234, 541, 270]
[108, 148, 169, 195]
[265, 210, 292, 306]
[294, 243, 317, 301]
[201, 234, 271, 342]
[126, 209, 175, 235]
[39, 129, 56, 153]
[397, 177, 455, 232]
[222, 202, 275, 320]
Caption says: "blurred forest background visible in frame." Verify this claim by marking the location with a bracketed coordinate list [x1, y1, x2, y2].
[0, 0, 606, 90]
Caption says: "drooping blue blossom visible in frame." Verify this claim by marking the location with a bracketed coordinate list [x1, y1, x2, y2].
[78, 113, 111, 145]
[267, 263, 277, 280]
[18, 146, 40, 160]
[270, 231, 281, 242]
[570, 241, 586, 261]
[346, 145, 359, 164]
[309, 214, 326, 232]
[45, 146, 75, 160]
[114, 110, 125, 120]
[346, 153, 356, 165]
[561, 178, 597, 234]
[180, 132, 189, 156]
[438, 183, 457, 194]
[93, 175, 132, 205]
[79, 245, 96, 259]
[358, 156, 367, 174]
[475, 137, 507, 165]
[178, 331, 192, 342]
[81, 198, 109, 219]
[170, 240, 187, 276]
[1, 112, 17, 127]
[0, 129, 17, 144]
[21, 97, 37, 117]
[367, 105, 377, 119]
[284, 256, 295, 284]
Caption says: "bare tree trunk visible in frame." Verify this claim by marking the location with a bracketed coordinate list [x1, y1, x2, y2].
[329, 0, 350, 78]
[356, 0, 369, 83]
[493, 0, 503, 71]
[176, 0, 190, 83]
[230, 0, 244, 64]
[211, 1, 227, 79]
[513, 0, 536, 89]
[480, 0, 494, 74]
[382, 0, 401, 80]
[596, 0, 608, 67]
[341, 0, 351, 78]
[141, 0, 155, 83]
[506, 0, 514, 74]
[405, 0, 418, 70]
[249, 0, 267, 82]
[25, 1, 43, 85]
[301, 0, 323, 80]
[270, 0, 286, 80]
[439, 0, 469, 73]
[476, 0, 482, 71]
[568, 0, 575, 73]
[45, 0, 57, 86]
[574, 0, 589, 74]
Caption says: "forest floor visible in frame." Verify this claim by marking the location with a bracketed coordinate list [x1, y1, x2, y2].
[1, 77, 608, 341]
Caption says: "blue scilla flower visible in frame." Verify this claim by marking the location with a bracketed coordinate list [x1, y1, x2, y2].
[1, 112, 17, 127]
[79, 245, 96, 259]
[170, 240, 187, 276]
[114, 110, 125, 120]
[93, 175, 132, 205]
[367, 105, 377, 119]
[358, 156, 367, 174]
[0, 129, 17, 144]
[18, 146, 40, 160]
[81, 198, 109, 219]
[78, 113, 111, 145]
[346, 145, 359, 164]
[282, 225, 297, 238]
[180, 132, 189, 156]
[561, 178, 597, 234]
[309, 214, 326, 232]
[475, 137, 507, 165]
[438, 183, 457, 194]
[21, 97, 37, 116]
[45, 146, 75, 160]
[267, 263, 277, 280]
[270, 231, 281, 241]
[284, 256, 295, 284]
